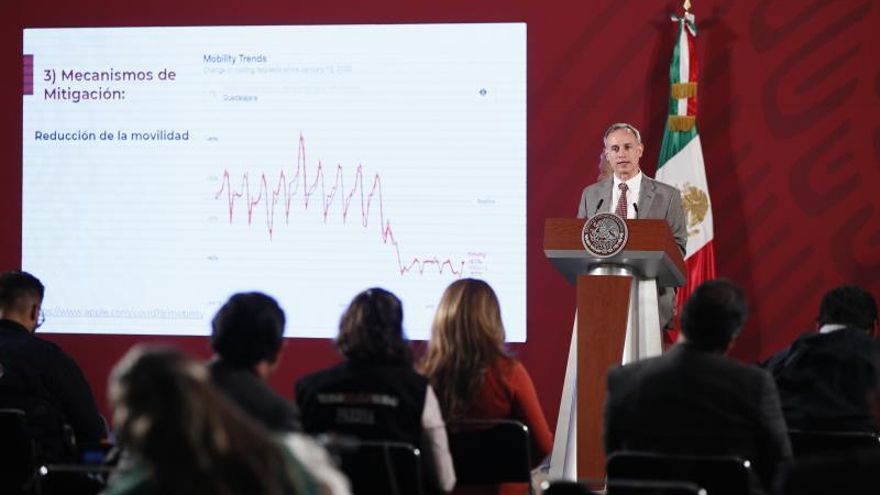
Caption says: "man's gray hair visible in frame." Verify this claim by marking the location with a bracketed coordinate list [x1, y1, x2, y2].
[603, 123, 642, 145]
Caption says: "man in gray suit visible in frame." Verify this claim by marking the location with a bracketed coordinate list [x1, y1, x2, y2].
[576, 122, 687, 329]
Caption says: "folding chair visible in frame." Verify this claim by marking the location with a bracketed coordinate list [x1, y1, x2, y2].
[541, 480, 600, 495]
[606, 479, 707, 495]
[447, 419, 533, 493]
[37, 464, 113, 495]
[606, 451, 753, 495]
[0, 408, 39, 495]
[542, 479, 705, 495]
[788, 429, 880, 458]
[324, 437, 423, 495]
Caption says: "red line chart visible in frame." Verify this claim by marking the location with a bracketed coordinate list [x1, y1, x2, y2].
[214, 133, 465, 276]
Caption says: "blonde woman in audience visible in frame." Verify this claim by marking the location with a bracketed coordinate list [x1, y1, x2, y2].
[101, 345, 318, 495]
[421, 278, 553, 495]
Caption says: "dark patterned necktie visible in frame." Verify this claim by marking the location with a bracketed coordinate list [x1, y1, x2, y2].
[616, 182, 629, 219]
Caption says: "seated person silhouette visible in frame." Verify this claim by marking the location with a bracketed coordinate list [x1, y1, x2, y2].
[763, 285, 879, 432]
[603, 279, 792, 493]
[209, 292, 351, 494]
[775, 344, 880, 495]
[0, 270, 106, 463]
[102, 345, 317, 495]
[208, 292, 302, 433]
[420, 278, 553, 495]
[296, 288, 456, 493]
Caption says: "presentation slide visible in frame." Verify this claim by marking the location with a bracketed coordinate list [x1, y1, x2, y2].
[22, 24, 527, 340]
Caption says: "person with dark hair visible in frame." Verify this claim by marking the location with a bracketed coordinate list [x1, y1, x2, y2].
[421, 278, 552, 495]
[763, 285, 879, 432]
[603, 279, 791, 493]
[296, 288, 456, 493]
[209, 293, 351, 494]
[209, 292, 301, 432]
[102, 345, 316, 495]
[0, 270, 106, 462]
[678, 278, 750, 352]
[773, 346, 880, 495]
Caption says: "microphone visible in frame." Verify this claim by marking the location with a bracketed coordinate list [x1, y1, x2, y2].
[632, 202, 639, 218]
[594, 198, 604, 215]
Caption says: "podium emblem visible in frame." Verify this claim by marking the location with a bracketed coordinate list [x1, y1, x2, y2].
[582, 213, 628, 257]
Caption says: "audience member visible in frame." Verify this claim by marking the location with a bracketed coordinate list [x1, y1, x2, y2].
[209, 292, 351, 495]
[295, 288, 456, 493]
[0, 270, 106, 462]
[763, 285, 878, 432]
[209, 292, 301, 432]
[102, 345, 317, 495]
[420, 278, 552, 495]
[774, 344, 880, 495]
[603, 279, 792, 493]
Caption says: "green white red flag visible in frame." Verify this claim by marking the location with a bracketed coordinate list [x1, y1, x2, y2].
[655, 7, 716, 340]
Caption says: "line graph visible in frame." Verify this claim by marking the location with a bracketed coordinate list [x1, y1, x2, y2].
[214, 133, 465, 276]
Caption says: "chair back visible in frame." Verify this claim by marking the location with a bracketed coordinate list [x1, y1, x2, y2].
[542, 479, 706, 495]
[607, 479, 707, 495]
[606, 451, 752, 495]
[0, 408, 38, 495]
[788, 429, 880, 458]
[38, 464, 113, 495]
[447, 419, 532, 484]
[541, 480, 600, 495]
[326, 437, 423, 495]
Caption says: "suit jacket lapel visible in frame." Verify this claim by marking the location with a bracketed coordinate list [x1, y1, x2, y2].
[588, 178, 614, 215]
[637, 176, 656, 219]
[599, 179, 613, 214]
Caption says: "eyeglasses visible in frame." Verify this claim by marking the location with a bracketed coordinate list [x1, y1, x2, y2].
[36, 309, 45, 329]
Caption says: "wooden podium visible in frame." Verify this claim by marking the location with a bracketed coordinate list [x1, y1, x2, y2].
[544, 218, 685, 480]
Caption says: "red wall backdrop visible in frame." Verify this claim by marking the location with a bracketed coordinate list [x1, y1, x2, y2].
[1, 0, 879, 428]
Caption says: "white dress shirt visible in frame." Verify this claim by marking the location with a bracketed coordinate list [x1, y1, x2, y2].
[818, 323, 847, 334]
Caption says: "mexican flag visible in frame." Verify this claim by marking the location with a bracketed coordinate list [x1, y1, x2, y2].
[655, 9, 716, 341]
